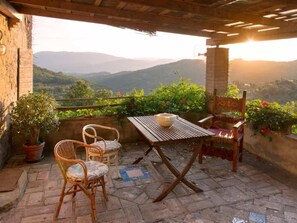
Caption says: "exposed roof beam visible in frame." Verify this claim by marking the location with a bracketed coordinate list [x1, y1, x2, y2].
[0, 0, 22, 27]
[121, 0, 297, 29]
[207, 30, 297, 45]
[17, 6, 212, 38]
[10, 0, 247, 34]
[94, 0, 102, 6]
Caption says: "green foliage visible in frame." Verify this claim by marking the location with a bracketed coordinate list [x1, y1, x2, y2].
[95, 89, 114, 98]
[65, 80, 95, 106]
[225, 84, 240, 98]
[10, 92, 59, 145]
[246, 100, 297, 135]
[116, 79, 206, 117]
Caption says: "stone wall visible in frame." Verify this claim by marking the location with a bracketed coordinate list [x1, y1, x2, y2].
[244, 125, 297, 176]
[0, 14, 32, 167]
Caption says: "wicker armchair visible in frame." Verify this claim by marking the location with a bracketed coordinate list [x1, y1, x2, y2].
[54, 139, 108, 221]
[198, 90, 246, 172]
[82, 124, 122, 179]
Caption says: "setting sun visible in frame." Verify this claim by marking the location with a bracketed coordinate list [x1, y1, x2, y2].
[229, 39, 297, 61]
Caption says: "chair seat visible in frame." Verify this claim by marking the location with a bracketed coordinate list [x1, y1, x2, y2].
[208, 128, 244, 142]
[67, 161, 108, 181]
[90, 140, 121, 153]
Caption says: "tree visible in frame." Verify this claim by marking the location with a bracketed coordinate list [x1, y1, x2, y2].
[95, 89, 113, 98]
[66, 81, 94, 106]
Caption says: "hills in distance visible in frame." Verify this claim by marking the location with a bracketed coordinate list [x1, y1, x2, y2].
[34, 51, 175, 74]
[33, 51, 297, 99]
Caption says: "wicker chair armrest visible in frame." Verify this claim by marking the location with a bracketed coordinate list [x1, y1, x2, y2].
[83, 124, 120, 141]
[85, 143, 105, 158]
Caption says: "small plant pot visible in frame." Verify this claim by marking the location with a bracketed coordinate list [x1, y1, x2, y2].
[23, 142, 45, 163]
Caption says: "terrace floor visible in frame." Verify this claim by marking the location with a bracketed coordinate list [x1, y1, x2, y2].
[1, 142, 297, 223]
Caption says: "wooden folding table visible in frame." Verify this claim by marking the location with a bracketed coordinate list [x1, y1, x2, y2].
[128, 115, 214, 202]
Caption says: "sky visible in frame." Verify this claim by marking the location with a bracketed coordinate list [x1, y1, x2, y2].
[33, 16, 297, 62]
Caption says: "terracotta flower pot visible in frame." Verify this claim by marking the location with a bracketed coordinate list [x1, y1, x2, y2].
[23, 142, 45, 163]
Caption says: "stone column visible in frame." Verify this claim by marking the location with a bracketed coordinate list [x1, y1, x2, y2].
[205, 47, 229, 112]
[205, 47, 229, 96]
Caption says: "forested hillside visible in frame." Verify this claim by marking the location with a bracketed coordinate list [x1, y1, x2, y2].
[33, 65, 80, 98]
[84, 59, 206, 94]
[238, 79, 297, 104]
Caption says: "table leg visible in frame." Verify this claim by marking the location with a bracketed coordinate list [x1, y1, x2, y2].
[153, 142, 203, 202]
[132, 146, 153, 164]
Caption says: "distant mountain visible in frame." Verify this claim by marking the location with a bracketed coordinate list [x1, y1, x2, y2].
[85, 59, 206, 94]
[71, 59, 297, 94]
[34, 51, 175, 74]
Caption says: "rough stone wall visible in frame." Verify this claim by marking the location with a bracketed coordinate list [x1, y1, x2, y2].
[0, 14, 33, 167]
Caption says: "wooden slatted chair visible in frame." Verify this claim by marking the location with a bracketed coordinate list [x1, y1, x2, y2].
[198, 90, 246, 172]
[54, 139, 108, 221]
[82, 124, 122, 180]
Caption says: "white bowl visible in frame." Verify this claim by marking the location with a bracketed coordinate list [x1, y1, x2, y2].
[154, 113, 177, 128]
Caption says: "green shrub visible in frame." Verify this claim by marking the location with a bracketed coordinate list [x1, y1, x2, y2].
[116, 79, 206, 117]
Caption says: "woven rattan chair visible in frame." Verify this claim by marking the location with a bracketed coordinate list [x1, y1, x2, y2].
[198, 90, 246, 172]
[82, 124, 122, 179]
[54, 139, 108, 221]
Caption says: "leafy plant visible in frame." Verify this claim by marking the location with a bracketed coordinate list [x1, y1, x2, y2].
[10, 92, 59, 145]
[116, 79, 206, 117]
[246, 99, 297, 136]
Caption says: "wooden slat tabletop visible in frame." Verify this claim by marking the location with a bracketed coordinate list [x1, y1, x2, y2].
[128, 116, 214, 145]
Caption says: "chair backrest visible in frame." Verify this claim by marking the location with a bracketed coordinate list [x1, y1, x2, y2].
[54, 139, 79, 178]
[82, 124, 120, 144]
[212, 89, 246, 122]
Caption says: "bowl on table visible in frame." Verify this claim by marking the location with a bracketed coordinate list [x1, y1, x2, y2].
[154, 113, 177, 128]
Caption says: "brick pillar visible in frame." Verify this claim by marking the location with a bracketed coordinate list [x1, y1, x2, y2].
[205, 47, 229, 96]
[205, 47, 229, 112]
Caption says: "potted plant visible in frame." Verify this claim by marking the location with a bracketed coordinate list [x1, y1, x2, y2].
[10, 92, 59, 162]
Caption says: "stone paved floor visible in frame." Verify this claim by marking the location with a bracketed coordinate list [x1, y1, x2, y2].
[0, 142, 297, 223]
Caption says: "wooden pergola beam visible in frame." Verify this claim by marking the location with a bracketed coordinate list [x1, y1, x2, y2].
[121, 0, 297, 29]
[207, 30, 297, 45]
[0, 0, 22, 27]
[17, 6, 213, 38]
[10, 0, 248, 35]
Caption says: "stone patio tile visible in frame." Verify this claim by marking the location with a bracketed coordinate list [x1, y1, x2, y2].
[23, 204, 56, 217]
[21, 213, 54, 223]
[139, 202, 177, 222]
[104, 195, 122, 211]
[2, 142, 297, 223]
[253, 198, 283, 212]
[27, 191, 43, 206]
[216, 186, 249, 203]
[123, 205, 144, 223]
[76, 215, 92, 223]
[37, 171, 49, 180]
[204, 190, 228, 206]
[28, 173, 37, 182]
[185, 199, 215, 212]
[97, 209, 127, 222]
[217, 178, 244, 188]
[195, 178, 221, 191]
[266, 215, 286, 223]
[284, 211, 297, 222]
